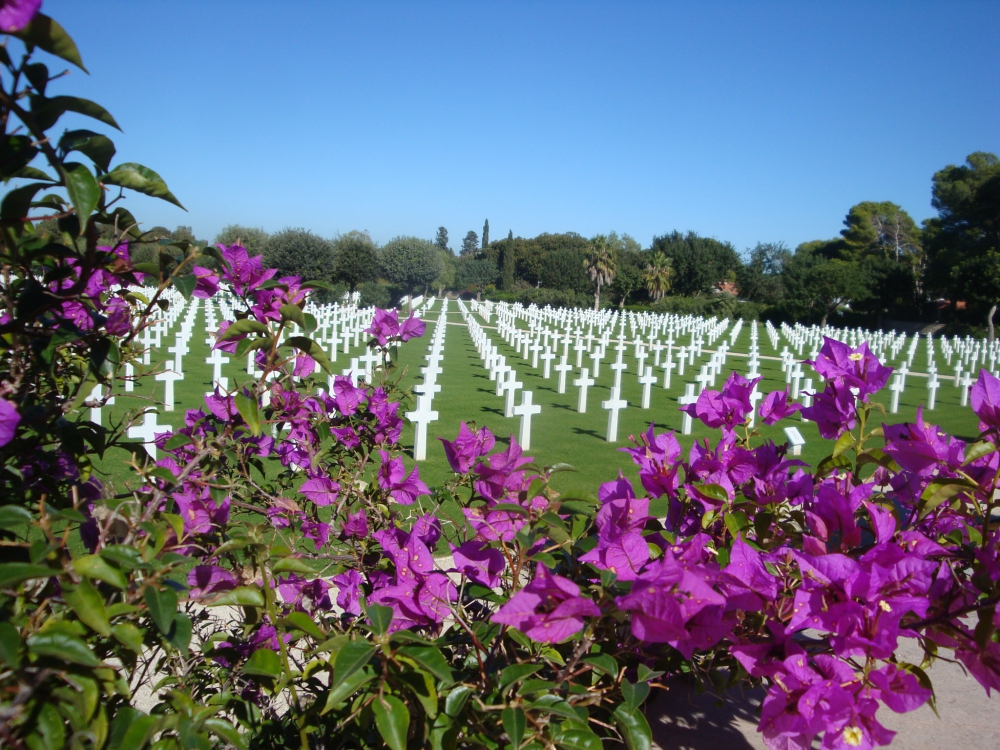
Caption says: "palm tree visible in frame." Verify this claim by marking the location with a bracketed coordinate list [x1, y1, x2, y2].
[584, 235, 617, 310]
[643, 252, 674, 301]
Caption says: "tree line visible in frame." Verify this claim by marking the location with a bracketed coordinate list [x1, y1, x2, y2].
[123, 150, 998, 333]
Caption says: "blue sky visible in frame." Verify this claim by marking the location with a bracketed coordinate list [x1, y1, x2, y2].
[41, 0, 1000, 253]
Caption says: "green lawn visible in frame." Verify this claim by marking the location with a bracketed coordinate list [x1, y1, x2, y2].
[94, 299, 983, 503]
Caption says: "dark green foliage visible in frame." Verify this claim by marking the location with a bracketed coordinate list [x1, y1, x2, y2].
[650, 231, 740, 296]
[358, 280, 392, 308]
[779, 241, 868, 326]
[482, 219, 489, 249]
[538, 248, 590, 294]
[485, 287, 593, 309]
[434, 226, 451, 254]
[736, 242, 790, 305]
[332, 230, 379, 293]
[460, 231, 479, 256]
[454, 257, 498, 294]
[380, 236, 444, 294]
[644, 294, 760, 320]
[608, 250, 646, 307]
[262, 227, 336, 285]
[501, 230, 516, 291]
[214, 224, 269, 257]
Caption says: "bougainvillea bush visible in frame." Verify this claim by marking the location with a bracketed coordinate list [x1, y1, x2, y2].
[5, 6, 1000, 750]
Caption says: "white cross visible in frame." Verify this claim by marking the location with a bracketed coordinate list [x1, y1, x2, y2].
[128, 410, 169, 461]
[168, 337, 189, 374]
[676, 347, 686, 376]
[502, 370, 524, 418]
[748, 386, 763, 428]
[124, 363, 135, 393]
[961, 373, 973, 407]
[889, 373, 904, 414]
[155, 360, 184, 411]
[790, 365, 804, 400]
[927, 374, 940, 410]
[414, 381, 442, 399]
[530, 341, 542, 369]
[513, 391, 542, 449]
[359, 350, 380, 381]
[609, 360, 628, 391]
[405, 394, 438, 461]
[540, 348, 556, 379]
[89, 384, 105, 426]
[342, 358, 360, 387]
[801, 378, 814, 409]
[554, 356, 573, 394]
[494, 364, 512, 396]
[601, 386, 628, 443]
[678, 383, 698, 435]
[205, 349, 230, 385]
[141, 327, 153, 365]
[662, 356, 676, 390]
[695, 367, 711, 393]
[589, 349, 602, 378]
[574, 367, 595, 413]
[639, 366, 657, 409]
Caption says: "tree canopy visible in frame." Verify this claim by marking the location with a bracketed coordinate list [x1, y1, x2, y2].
[380, 236, 445, 294]
[262, 227, 336, 284]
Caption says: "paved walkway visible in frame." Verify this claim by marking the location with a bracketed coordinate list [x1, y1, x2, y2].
[648, 641, 999, 749]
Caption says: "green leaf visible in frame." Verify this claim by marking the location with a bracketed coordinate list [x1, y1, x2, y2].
[613, 705, 652, 750]
[373, 694, 410, 750]
[815, 453, 853, 478]
[556, 729, 602, 750]
[0, 562, 54, 589]
[27, 630, 101, 666]
[143, 585, 177, 635]
[207, 586, 264, 607]
[367, 603, 394, 635]
[13, 14, 86, 71]
[502, 706, 526, 749]
[832, 430, 857, 458]
[279, 304, 306, 329]
[219, 318, 270, 341]
[277, 611, 325, 640]
[242, 647, 281, 678]
[1, 182, 46, 221]
[399, 667, 438, 719]
[285, 336, 334, 375]
[63, 161, 100, 229]
[59, 129, 116, 172]
[173, 272, 197, 300]
[965, 440, 998, 466]
[723, 510, 749, 536]
[107, 709, 158, 750]
[63, 578, 111, 636]
[1, 135, 38, 180]
[919, 477, 979, 518]
[320, 667, 375, 714]
[103, 162, 184, 209]
[582, 653, 617, 677]
[695, 483, 730, 503]
[621, 679, 650, 714]
[271, 557, 315, 574]
[99, 545, 146, 571]
[234, 392, 261, 436]
[30, 94, 120, 132]
[0, 621, 22, 668]
[333, 639, 376, 686]
[202, 718, 247, 750]
[499, 663, 542, 692]
[397, 645, 454, 684]
[166, 613, 192, 651]
[0, 505, 33, 529]
[74, 554, 128, 589]
[112, 623, 145, 654]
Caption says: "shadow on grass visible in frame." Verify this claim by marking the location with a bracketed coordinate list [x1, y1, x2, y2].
[480, 406, 504, 417]
[571, 427, 604, 440]
[646, 675, 764, 750]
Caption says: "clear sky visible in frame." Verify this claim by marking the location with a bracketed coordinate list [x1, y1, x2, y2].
[41, 0, 1000, 254]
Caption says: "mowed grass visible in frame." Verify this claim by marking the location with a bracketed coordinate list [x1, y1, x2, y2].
[92, 301, 983, 505]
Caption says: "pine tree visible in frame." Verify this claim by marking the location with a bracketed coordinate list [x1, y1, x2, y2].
[434, 227, 450, 254]
[461, 231, 479, 256]
[501, 229, 516, 290]
[482, 219, 489, 249]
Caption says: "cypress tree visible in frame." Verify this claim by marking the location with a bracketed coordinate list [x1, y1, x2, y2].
[482, 219, 489, 249]
[501, 229, 516, 290]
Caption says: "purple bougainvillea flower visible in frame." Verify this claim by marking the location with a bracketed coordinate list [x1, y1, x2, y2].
[971, 369, 1000, 435]
[366, 308, 399, 346]
[439, 421, 495, 474]
[332, 376, 363, 416]
[187, 565, 238, 599]
[103, 296, 132, 336]
[808, 337, 892, 399]
[0, 398, 21, 448]
[0, 0, 42, 33]
[759, 388, 802, 425]
[174, 491, 230, 536]
[277, 573, 332, 611]
[451, 540, 505, 589]
[292, 352, 315, 378]
[801, 383, 857, 439]
[492, 565, 601, 642]
[218, 243, 277, 296]
[333, 570, 364, 615]
[301, 518, 331, 549]
[341, 509, 369, 539]
[377, 450, 430, 505]
[398, 313, 426, 342]
[191, 266, 220, 299]
[681, 372, 760, 431]
[300, 476, 339, 506]
[579, 475, 651, 581]
[213, 320, 242, 353]
[882, 407, 965, 476]
[621, 423, 683, 500]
